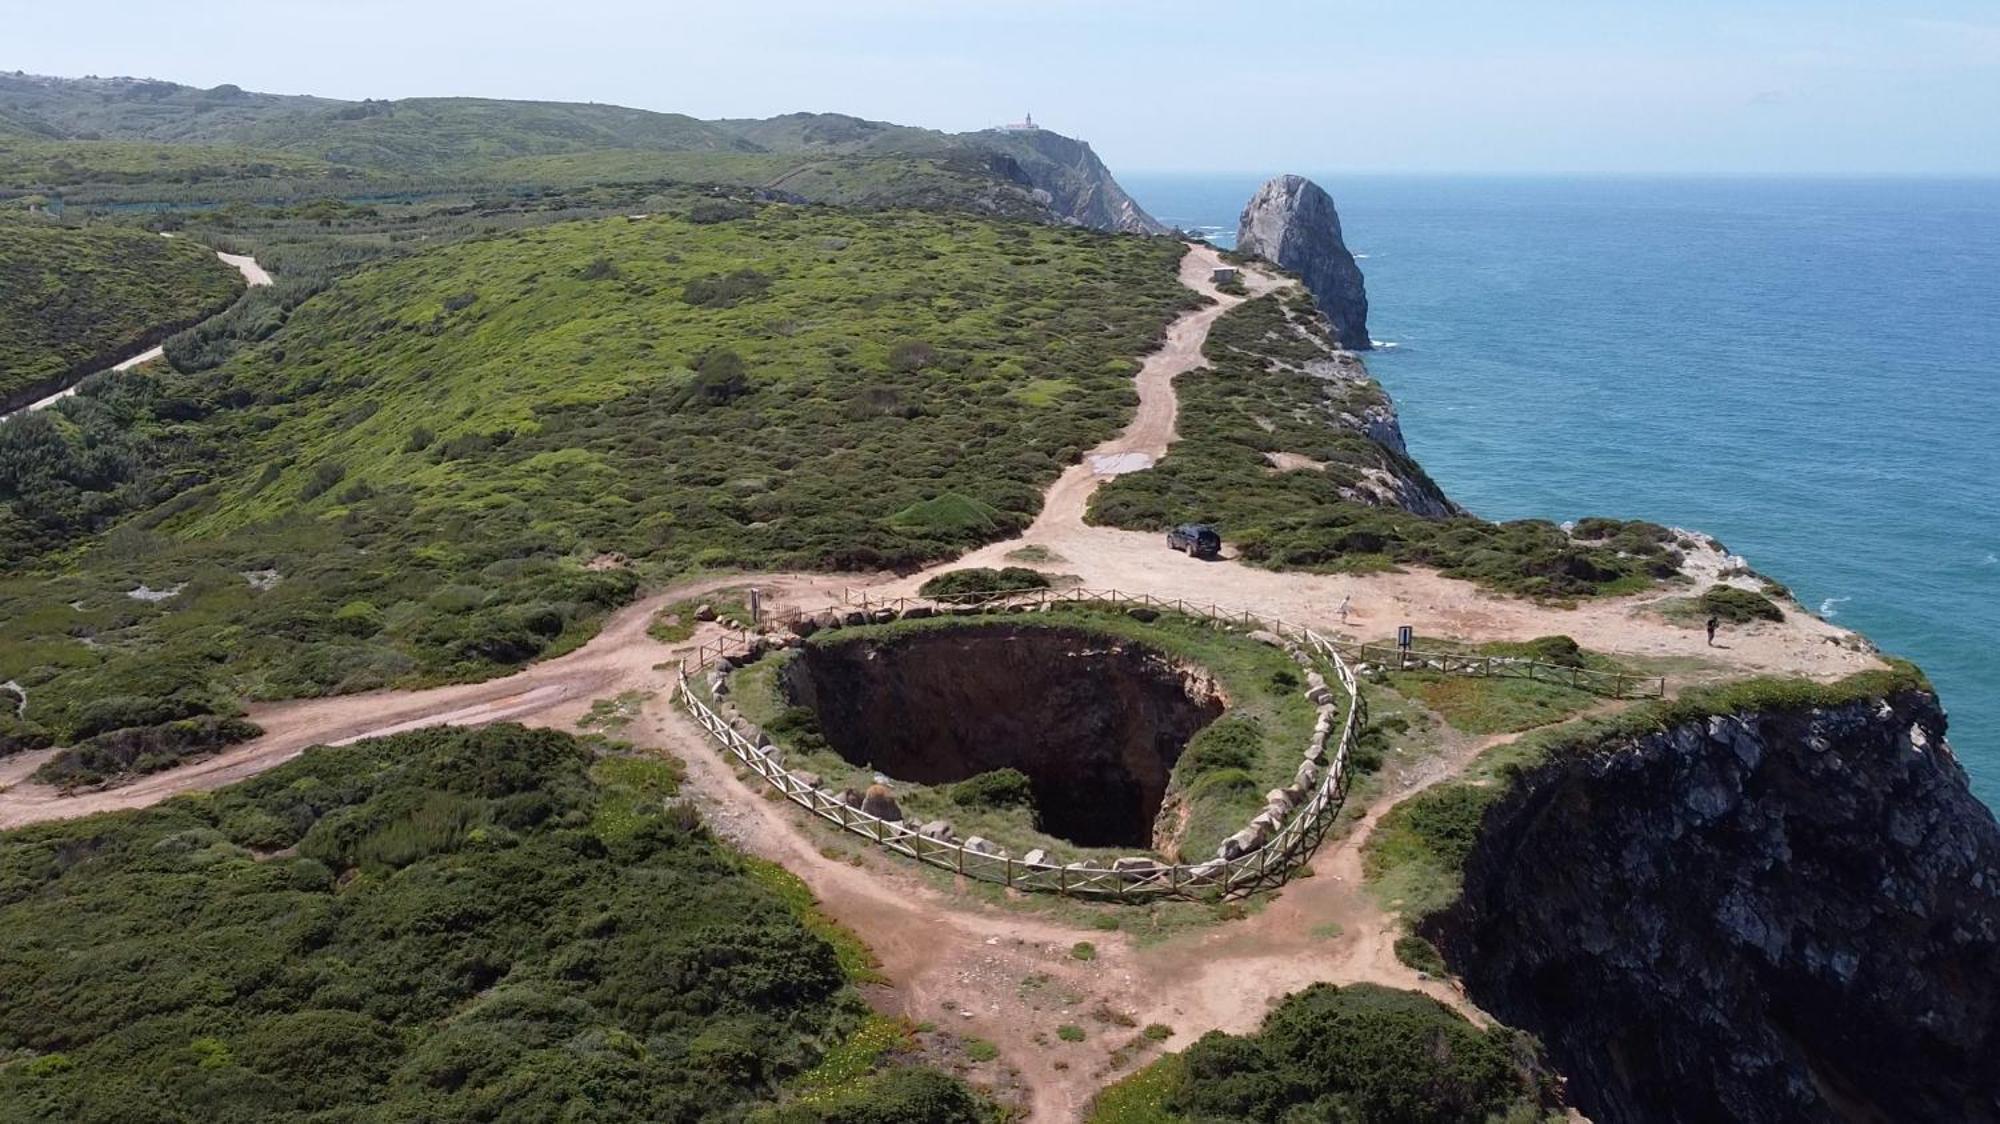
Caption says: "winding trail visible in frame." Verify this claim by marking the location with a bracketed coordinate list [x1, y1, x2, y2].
[2, 247, 272, 419]
[0, 243, 1887, 1120]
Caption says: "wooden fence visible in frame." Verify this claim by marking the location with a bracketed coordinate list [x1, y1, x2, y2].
[675, 588, 1364, 900]
[1333, 641, 1665, 699]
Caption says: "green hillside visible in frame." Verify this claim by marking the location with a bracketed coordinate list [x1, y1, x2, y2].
[0, 723, 988, 1122]
[0, 137, 351, 192]
[0, 204, 1189, 738]
[0, 217, 243, 409]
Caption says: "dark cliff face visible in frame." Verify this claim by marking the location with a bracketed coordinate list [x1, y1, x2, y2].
[1430, 690, 2000, 1124]
[1236, 175, 1371, 349]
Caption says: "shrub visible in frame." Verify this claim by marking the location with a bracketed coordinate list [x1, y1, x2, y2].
[918, 566, 1050, 603]
[32, 715, 263, 788]
[71, 694, 214, 740]
[1071, 942, 1097, 962]
[1058, 1024, 1086, 1042]
[1168, 983, 1551, 1122]
[1177, 718, 1262, 777]
[0, 712, 52, 758]
[1394, 935, 1449, 975]
[1700, 585, 1784, 623]
[1490, 634, 1585, 668]
[683, 269, 772, 309]
[951, 767, 1035, 811]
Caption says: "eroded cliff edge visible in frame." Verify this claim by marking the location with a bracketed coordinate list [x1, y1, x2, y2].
[1426, 675, 2000, 1124]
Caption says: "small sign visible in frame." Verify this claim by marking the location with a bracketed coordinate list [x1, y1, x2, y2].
[1397, 625, 1414, 651]
[749, 588, 763, 624]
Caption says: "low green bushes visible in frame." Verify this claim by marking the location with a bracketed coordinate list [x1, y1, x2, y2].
[951, 768, 1035, 811]
[1700, 584, 1785, 623]
[918, 566, 1052, 603]
[0, 713, 51, 759]
[30, 715, 263, 789]
[1087, 983, 1553, 1123]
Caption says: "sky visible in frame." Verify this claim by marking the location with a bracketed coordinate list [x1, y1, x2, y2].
[6, 0, 1999, 176]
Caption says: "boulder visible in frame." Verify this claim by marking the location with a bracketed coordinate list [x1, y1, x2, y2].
[1022, 848, 1051, 867]
[1113, 856, 1161, 873]
[870, 608, 897, 624]
[1294, 761, 1322, 789]
[901, 605, 934, 620]
[836, 788, 866, 809]
[963, 836, 1007, 858]
[792, 770, 824, 790]
[787, 615, 820, 638]
[917, 819, 955, 842]
[1247, 629, 1284, 647]
[843, 610, 868, 627]
[1264, 788, 1296, 816]
[1236, 174, 1371, 349]
[760, 745, 785, 768]
[860, 784, 903, 821]
[694, 603, 717, 622]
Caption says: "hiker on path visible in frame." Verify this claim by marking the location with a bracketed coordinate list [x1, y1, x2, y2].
[1706, 615, 1720, 647]
[1337, 595, 1352, 625]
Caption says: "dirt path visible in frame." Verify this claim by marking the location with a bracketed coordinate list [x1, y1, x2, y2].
[4, 248, 274, 419]
[0, 243, 1886, 1120]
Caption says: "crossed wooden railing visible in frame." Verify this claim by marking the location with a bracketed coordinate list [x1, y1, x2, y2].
[676, 588, 1363, 900]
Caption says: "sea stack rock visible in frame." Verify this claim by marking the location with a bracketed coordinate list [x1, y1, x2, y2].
[1236, 175, 1370, 350]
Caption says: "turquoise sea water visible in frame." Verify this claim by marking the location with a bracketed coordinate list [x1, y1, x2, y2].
[1123, 174, 2000, 809]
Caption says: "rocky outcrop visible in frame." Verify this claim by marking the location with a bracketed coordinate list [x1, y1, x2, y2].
[1430, 687, 2000, 1123]
[967, 128, 1167, 234]
[1237, 175, 1370, 349]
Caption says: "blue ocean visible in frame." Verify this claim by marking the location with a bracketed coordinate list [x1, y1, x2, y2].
[1125, 174, 2000, 809]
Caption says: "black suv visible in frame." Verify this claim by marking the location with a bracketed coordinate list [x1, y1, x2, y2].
[1166, 523, 1221, 559]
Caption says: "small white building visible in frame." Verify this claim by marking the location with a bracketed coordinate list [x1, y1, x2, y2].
[1002, 112, 1040, 132]
[1211, 267, 1241, 285]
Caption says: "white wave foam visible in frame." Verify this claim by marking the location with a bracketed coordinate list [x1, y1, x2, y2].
[1353, 253, 1370, 259]
[1370, 340, 1401, 350]
[1981, 552, 1997, 567]
[1819, 596, 1852, 618]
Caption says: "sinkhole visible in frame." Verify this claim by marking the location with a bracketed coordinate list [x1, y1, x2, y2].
[780, 624, 1226, 849]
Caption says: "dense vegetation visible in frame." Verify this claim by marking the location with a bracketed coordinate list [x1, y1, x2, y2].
[0, 216, 242, 408]
[917, 566, 1053, 602]
[0, 207, 1188, 740]
[1699, 584, 1785, 623]
[1089, 294, 1693, 600]
[0, 723, 990, 1121]
[1087, 983, 1554, 1123]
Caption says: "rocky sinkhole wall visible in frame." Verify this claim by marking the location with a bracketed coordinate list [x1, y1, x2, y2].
[1428, 688, 2000, 1124]
[781, 625, 1225, 849]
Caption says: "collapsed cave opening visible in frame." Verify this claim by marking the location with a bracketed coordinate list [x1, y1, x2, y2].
[781, 624, 1225, 849]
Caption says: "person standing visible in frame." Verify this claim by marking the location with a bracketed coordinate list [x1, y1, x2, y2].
[1706, 614, 1720, 647]
[1337, 594, 1353, 625]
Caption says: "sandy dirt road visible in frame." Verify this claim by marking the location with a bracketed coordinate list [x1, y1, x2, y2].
[0, 243, 1882, 1119]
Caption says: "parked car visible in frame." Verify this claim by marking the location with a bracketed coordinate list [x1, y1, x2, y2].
[1167, 523, 1221, 559]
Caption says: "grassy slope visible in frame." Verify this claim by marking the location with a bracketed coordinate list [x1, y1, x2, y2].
[0, 723, 983, 1122]
[0, 217, 242, 407]
[1088, 293, 1691, 601]
[0, 137, 348, 191]
[0, 206, 1189, 736]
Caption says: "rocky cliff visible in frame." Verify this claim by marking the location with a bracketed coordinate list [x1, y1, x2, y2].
[967, 128, 1168, 234]
[1236, 175, 1371, 349]
[1429, 685, 2000, 1123]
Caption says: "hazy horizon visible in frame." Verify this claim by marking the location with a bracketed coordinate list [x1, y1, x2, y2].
[8, 0, 1999, 178]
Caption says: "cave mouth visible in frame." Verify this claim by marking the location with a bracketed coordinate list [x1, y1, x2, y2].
[781, 624, 1226, 849]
